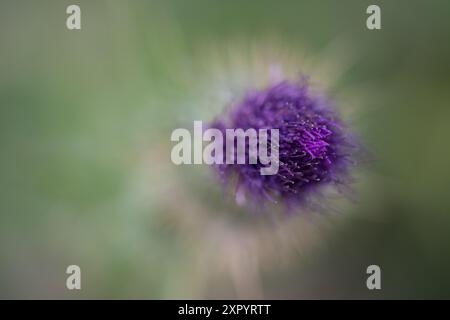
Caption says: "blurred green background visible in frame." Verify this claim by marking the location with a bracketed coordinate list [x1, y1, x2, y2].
[1, 0, 450, 299]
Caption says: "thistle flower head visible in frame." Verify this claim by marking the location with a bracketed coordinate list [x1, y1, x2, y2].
[211, 79, 358, 211]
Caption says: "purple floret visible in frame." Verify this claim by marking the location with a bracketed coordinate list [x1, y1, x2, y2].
[210, 79, 358, 211]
